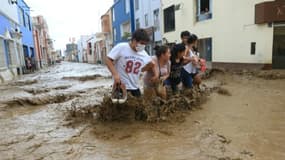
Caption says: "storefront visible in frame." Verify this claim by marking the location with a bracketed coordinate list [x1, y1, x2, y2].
[255, 0, 285, 69]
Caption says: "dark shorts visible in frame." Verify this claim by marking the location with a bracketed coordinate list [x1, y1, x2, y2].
[181, 68, 193, 88]
[127, 89, 141, 97]
[164, 78, 181, 93]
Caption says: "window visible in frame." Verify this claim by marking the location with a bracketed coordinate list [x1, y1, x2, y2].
[16, 43, 23, 66]
[145, 14, 148, 27]
[198, 38, 212, 61]
[121, 21, 131, 40]
[112, 8, 115, 22]
[25, 14, 29, 28]
[164, 5, 175, 33]
[251, 42, 256, 55]
[153, 9, 160, 31]
[136, 18, 140, 29]
[125, 0, 130, 13]
[22, 45, 29, 57]
[135, 0, 139, 10]
[30, 47, 34, 57]
[113, 28, 117, 41]
[0, 38, 6, 68]
[88, 42, 92, 55]
[196, 0, 212, 21]
[5, 41, 12, 65]
[7, 40, 16, 66]
[27, 15, 31, 31]
[19, 9, 25, 26]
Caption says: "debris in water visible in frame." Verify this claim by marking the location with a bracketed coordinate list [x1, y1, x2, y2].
[217, 134, 232, 144]
[217, 87, 232, 96]
[62, 74, 104, 81]
[256, 71, 285, 80]
[1, 92, 81, 106]
[12, 79, 38, 86]
[24, 88, 50, 95]
[64, 86, 210, 123]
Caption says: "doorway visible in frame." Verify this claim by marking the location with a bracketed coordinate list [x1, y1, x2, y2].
[272, 26, 285, 69]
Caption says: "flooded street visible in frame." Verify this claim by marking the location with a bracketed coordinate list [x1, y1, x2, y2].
[0, 62, 284, 160]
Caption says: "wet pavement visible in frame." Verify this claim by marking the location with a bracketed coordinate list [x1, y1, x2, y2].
[0, 62, 284, 160]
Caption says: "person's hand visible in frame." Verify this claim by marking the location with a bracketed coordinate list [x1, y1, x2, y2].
[193, 56, 199, 66]
[113, 74, 121, 85]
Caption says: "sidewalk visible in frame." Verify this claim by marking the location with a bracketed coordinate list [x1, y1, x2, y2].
[0, 68, 18, 84]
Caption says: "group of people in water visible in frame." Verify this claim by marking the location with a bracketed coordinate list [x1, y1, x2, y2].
[105, 29, 205, 100]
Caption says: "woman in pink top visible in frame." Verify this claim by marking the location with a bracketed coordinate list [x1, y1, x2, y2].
[143, 45, 171, 99]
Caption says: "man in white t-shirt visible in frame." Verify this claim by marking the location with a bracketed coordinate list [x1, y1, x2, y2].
[105, 29, 157, 97]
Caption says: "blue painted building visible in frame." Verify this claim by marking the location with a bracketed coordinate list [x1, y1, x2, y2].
[17, 0, 35, 59]
[0, 0, 24, 80]
[111, 0, 135, 45]
[0, 13, 15, 68]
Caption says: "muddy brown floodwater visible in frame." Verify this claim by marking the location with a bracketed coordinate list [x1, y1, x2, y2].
[0, 62, 284, 160]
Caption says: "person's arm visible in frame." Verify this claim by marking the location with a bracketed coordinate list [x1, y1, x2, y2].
[142, 60, 159, 83]
[105, 57, 120, 84]
[141, 60, 154, 72]
[182, 56, 194, 65]
[150, 61, 159, 83]
[105, 44, 122, 84]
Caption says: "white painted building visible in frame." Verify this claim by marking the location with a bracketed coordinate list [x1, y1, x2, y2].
[161, 0, 285, 69]
[77, 35, 90, 63]
[0, 0, 19, 24]
[86, 34, 97, 64]
[134, 0, 162, 55]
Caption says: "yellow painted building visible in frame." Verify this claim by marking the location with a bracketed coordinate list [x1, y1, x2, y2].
[161, 0, 285, 69]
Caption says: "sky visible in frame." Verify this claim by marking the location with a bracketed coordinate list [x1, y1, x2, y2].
[25, 0, 114, 51]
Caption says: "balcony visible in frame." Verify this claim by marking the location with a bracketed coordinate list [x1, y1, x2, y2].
[255, 0, 285, 24]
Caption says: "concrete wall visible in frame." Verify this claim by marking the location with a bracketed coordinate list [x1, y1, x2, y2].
[161, 0, 274, 65]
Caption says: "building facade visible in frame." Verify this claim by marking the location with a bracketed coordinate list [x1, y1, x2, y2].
[111, 0, 135, 45]
[95, 9, 113, 64]
[0, 0, 25, 82]
[33, 15, 51, 68]
[65, 43, 78, 62]
[134, 0, 162, 55]
[85, 34, 96, 64]
[161, 0, 285, 69]
[77, 35, 90, 63]
[17, 0, 35, 62]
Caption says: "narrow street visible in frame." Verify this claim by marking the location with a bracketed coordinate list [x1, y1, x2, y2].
[0, 62, 284, 160]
